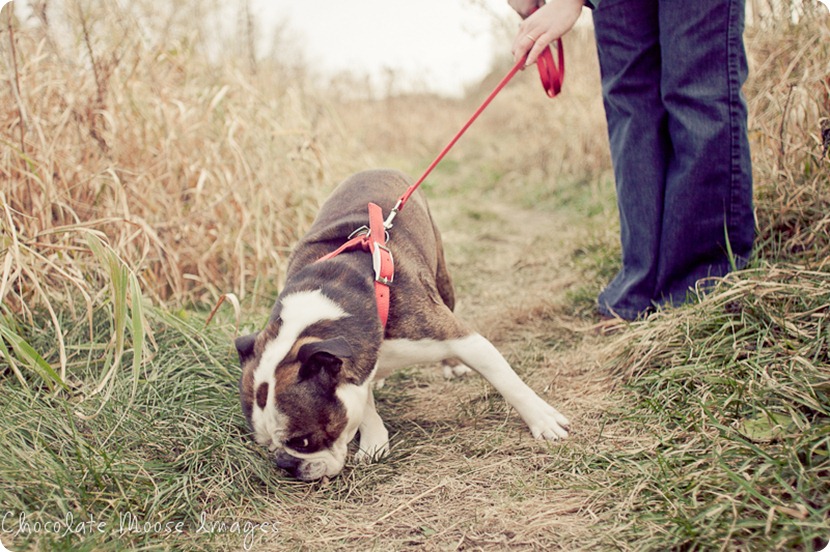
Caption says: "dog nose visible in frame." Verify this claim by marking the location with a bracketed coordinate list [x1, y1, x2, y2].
[274, 451, 302, 473]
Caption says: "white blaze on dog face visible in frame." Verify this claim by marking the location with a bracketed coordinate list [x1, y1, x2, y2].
[237, 290, 358, 478]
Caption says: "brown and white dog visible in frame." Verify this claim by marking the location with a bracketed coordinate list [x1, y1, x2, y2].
[236, 169, 569, 481]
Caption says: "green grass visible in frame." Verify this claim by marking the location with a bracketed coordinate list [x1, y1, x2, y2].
[0, 304, 292, 551]
[589, 264, 830, 550]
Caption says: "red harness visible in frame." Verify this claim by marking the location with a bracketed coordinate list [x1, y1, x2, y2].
[315, 41, 564, 329]
[315, 202, 394, 327]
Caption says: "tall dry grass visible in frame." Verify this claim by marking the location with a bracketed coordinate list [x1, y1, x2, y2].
[0, 1, 617, 398]
[1, 0, 367, 314]
[747, 4, 830, 264]
[1, 0, 373, 394]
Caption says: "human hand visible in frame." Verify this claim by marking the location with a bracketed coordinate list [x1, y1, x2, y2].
[511, 0, 583, 65]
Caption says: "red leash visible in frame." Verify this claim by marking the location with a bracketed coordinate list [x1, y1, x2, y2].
[316, 39, 564, 328]
[383, 39, 564, 230]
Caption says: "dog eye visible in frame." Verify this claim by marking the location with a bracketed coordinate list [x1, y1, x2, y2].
[284, 435, 313, 453]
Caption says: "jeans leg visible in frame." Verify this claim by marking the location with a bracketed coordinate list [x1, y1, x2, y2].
[593, 0, 667, 319]
[654, 0, 755, 305]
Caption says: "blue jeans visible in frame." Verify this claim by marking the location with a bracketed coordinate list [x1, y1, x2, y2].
[593, 0, 755, 320]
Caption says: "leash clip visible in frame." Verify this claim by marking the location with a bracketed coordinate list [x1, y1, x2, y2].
[383, 199, 403, 230]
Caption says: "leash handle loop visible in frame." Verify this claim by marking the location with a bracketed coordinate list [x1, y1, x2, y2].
[537, 38, 564, 98]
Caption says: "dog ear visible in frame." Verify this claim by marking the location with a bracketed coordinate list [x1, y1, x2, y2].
[234, 332, 259, 366]
[297, 337, 353, 388]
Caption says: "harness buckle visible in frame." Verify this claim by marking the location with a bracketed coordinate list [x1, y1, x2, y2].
[372, 242, 394, 285]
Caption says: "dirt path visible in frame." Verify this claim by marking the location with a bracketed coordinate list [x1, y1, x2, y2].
[276, 193, 627, 550]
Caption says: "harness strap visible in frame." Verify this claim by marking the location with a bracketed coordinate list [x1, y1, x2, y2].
[314, 202, 393, 328]
[368, 202, 393, 328]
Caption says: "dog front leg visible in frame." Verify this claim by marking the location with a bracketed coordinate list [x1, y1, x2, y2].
[450, 333, 570, 440]
[354, 387, 390, 463]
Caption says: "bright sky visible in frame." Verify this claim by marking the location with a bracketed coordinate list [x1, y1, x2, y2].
[250, 0, 517, 97]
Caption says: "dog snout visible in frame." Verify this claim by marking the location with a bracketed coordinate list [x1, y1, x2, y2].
[274, 451, 302, 473]
[274, 451, 333, 481]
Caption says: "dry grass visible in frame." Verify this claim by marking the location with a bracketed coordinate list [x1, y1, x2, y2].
[1, 0, 828, 550]
[334, 26, 611, 202]
[592, 263, 829, 550]
[1, 0, 369, 314]
[1, 0, 373, 405]
[747, 9, 830, 264]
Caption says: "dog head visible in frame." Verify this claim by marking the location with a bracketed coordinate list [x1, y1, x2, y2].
[236, 290, 373, 481]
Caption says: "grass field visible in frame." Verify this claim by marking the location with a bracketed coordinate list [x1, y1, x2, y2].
[1, 1, 828, 550]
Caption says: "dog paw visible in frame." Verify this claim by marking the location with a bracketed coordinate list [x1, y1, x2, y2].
[373, 378, 386, 390]
[354, 440, 390, 463]
[356, 419, 390, 463]
[442, 362, 473, 379]
[524, 403, 570, 440]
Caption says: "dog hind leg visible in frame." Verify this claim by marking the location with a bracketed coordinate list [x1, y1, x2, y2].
[433, 224, 456, 312]
[442, 358, 473, 379]
[433, 230, 475, 380]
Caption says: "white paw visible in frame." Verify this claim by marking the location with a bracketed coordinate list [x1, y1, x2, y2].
[354, 440, 390, 463]
[355, 419, 390, 463]
[524, 402, 570, 440]
[442, 363, 473, 379]
[373, 378, 385, 389]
